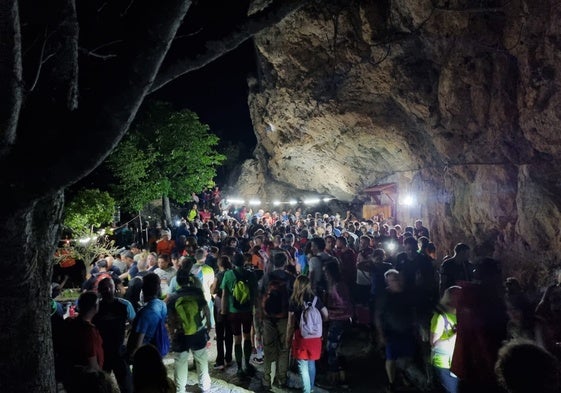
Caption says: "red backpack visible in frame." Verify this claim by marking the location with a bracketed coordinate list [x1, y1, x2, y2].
[92, 272, 112, 292]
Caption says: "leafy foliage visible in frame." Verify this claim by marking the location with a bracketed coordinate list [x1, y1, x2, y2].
[106, 101, 226, 213]
[54, 229, 120, 267]
[64, 189, 116, 234]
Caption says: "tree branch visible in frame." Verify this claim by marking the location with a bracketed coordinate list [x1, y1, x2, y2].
[149, 0, 312, 94]
[0, 0, 193, 213]
[0, 0, 22, 152]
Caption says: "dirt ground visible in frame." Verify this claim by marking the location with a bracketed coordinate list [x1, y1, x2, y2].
[164, 323, 435, 393]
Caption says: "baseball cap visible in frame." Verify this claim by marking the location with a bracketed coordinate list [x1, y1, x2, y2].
[96, 259, 108, 268]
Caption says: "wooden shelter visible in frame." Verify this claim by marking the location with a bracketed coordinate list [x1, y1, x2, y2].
[362, 183, 397, 221]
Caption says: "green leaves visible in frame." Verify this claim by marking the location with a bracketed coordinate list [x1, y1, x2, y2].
[64, 189, 116, 234]
[106, 100, 226, 212]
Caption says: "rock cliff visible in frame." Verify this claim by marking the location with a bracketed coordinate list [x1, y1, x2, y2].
[236, 0, 561, 285]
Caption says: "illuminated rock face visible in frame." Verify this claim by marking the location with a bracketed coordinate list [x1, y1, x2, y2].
[236, 0, 561, 283]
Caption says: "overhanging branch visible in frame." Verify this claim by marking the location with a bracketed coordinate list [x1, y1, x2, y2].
[149, 0, 312, 94]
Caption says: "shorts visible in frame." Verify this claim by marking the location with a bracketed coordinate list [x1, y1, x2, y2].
[385, 333, 415, 360]
[228, 311, 253, 336]
[171, 329, 209, 352]
[291, 329, 322, 360]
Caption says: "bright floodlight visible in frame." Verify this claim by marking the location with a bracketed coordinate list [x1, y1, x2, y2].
[289, 200, 297, 205]
[227, 198, 245, 205]
[175, 220, 181, 227]
[304, 198, 320, 205]
[273, 200, 281, 206]
[249, 199, 261, 206]
[322, 197, 332, 202]
[386, 242, 396, 251]
[402, 194, 415, 206]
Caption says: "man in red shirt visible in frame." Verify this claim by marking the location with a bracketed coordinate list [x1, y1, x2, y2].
[62, 291, 104, 389]
[156, 229, 175, 256]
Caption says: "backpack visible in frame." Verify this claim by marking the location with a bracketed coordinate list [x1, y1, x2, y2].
[150, 317, 170, 357]
[232, 269, 251, 309]
[174, 288, 204, 335]
[262, 278, 289, 318]
[300, 296, 323, 339]
[92, 272, 112, 292]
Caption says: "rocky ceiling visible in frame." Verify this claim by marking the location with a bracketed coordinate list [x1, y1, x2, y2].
[235, 0, 561, 283]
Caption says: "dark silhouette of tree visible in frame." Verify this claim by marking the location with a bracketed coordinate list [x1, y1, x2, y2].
[0, 1, 310, 391]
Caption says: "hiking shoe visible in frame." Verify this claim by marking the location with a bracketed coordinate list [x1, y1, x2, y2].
[273, 380, 288, 389]
[385, 382, 396, 393]
[261, 379, 272, 391]
[213, 363, 224, 370]
[245, 364, 257, 376]
[315, 380, 334, 390]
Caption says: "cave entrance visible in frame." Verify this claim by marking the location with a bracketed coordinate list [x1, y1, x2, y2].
[362, 183, 397, 221]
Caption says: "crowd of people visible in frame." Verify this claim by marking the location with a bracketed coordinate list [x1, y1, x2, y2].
[50, 206, 561, 393]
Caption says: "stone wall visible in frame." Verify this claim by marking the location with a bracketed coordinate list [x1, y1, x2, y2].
[236, 0, 561, 283]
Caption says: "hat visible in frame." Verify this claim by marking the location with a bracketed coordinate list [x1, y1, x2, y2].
[96, 259, 108, 268]
[122, 250, 134, 259]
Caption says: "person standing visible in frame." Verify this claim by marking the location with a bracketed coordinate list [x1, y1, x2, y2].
[308, 237, 336, 301]
[322, 261, 353, 388]
[93, 278, 136, 393]
[191, 247, 216, 328]
[157, 229, 176, 257]
[124, 255, 150, 312]
[167, 265, 212, 393]
[430, 286, 461, 393]
[155, 253, 177, 296]
[286, 275, 328, 393]
[451, 258, 507, 393]
[210, 256, 233, 370]
[127, 273, 168, 358]
[376, 269, 428, 392]
[258, 252, 295, 389]
[220, 253, 259, 377]
[439, 243, 472, 296]
[61, 291, 104, 389]
[132, 344, 176, 393]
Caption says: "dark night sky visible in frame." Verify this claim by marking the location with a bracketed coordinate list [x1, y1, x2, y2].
[153, 34, 258, 158]
[78, 3, 258, 192]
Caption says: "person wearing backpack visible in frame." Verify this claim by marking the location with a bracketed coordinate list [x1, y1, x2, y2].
[82, 259, 123, 294]
[258, 252, 295, 390]
[220, 252, 259, 377]
[167, 264, 212, 393]
[285, 275, 328, 393]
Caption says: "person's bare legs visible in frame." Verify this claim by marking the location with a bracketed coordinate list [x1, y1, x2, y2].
[386, 359, 396, 385]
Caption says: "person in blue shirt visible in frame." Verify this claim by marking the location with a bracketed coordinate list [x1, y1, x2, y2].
[127, 273, 168, 358]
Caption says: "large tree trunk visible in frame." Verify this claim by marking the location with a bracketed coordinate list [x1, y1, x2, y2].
[0, 1, 308, 391]
[0, 193, 64, 392]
